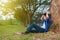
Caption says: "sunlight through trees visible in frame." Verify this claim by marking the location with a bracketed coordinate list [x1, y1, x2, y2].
[0, 0, 51, 26]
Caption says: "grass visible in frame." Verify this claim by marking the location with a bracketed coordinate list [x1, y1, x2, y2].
[0, 25, 34, 40]
[0, 20, 60, 40]
[0, 20, 33, 40]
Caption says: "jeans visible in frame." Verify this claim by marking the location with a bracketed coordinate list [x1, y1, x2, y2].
[26, 23, 46, 33]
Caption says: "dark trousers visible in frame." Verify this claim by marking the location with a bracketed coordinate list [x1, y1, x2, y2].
[26, 23, 46, 33]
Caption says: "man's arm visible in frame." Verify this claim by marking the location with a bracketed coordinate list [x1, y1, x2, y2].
[41, 15, 44, 20]
[41, 15, 45, 24]
[46, 13, 49, 18]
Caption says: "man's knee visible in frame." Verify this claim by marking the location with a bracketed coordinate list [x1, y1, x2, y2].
[26, 23, 36, 31]
[31, 23, 36, 25]
[27, 28, 31, 31]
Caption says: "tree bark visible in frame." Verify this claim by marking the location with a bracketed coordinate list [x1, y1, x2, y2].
[50, 0, 60, 33]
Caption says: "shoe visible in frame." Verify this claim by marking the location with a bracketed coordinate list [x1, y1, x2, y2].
[21, 31, 30, 35]
[16, 31, 30, 35]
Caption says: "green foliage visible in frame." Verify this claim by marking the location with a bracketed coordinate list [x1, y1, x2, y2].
[0, 0, 51, 26]
[14, 0, 51, 26]
[41, 0, 50, 5]
[0, 19, 21, 25]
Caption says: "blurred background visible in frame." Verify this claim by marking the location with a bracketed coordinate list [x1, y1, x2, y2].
[1, 0, 60, 40]
[0, 0, 51, 26]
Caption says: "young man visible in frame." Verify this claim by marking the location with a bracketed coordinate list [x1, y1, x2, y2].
[20, 12, 52, 34]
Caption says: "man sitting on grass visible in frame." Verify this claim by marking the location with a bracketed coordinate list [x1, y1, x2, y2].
[18, 12, 52, 34]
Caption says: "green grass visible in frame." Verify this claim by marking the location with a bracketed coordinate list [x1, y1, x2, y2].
[0, 25, 33, 40]
[0, 20, 33, 40]
[0, 20, 60, 40]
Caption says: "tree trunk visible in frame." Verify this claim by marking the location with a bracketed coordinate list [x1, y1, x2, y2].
[50, 0, 60, 33]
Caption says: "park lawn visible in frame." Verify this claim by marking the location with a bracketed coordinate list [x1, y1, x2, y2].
[0, 23, 33, 40]
[0, 20, 34, 40]
[0, 20, 60, 40]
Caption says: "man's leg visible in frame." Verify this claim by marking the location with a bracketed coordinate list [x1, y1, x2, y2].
[26, 23, 45, 33]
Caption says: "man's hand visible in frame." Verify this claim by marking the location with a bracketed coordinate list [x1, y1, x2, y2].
[41, 15, 44, 20]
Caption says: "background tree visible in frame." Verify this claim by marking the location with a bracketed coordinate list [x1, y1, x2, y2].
[14, 0, 51, 26]
[0, 0, 51, 26]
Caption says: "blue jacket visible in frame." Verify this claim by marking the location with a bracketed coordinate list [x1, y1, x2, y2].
[41, 17, 52, 32]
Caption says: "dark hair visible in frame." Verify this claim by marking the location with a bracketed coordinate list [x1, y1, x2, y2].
[43, 13, 46, 16]
[43, 13, 51, 18]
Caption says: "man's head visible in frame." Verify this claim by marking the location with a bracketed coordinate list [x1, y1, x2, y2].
[42, 12, 51, 20]
[44, 11, 51, 17]
[42, 13, 47, 20]
[43, 13, 46, 16]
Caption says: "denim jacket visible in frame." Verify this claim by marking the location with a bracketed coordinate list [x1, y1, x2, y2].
[41, 17, 52, 32]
